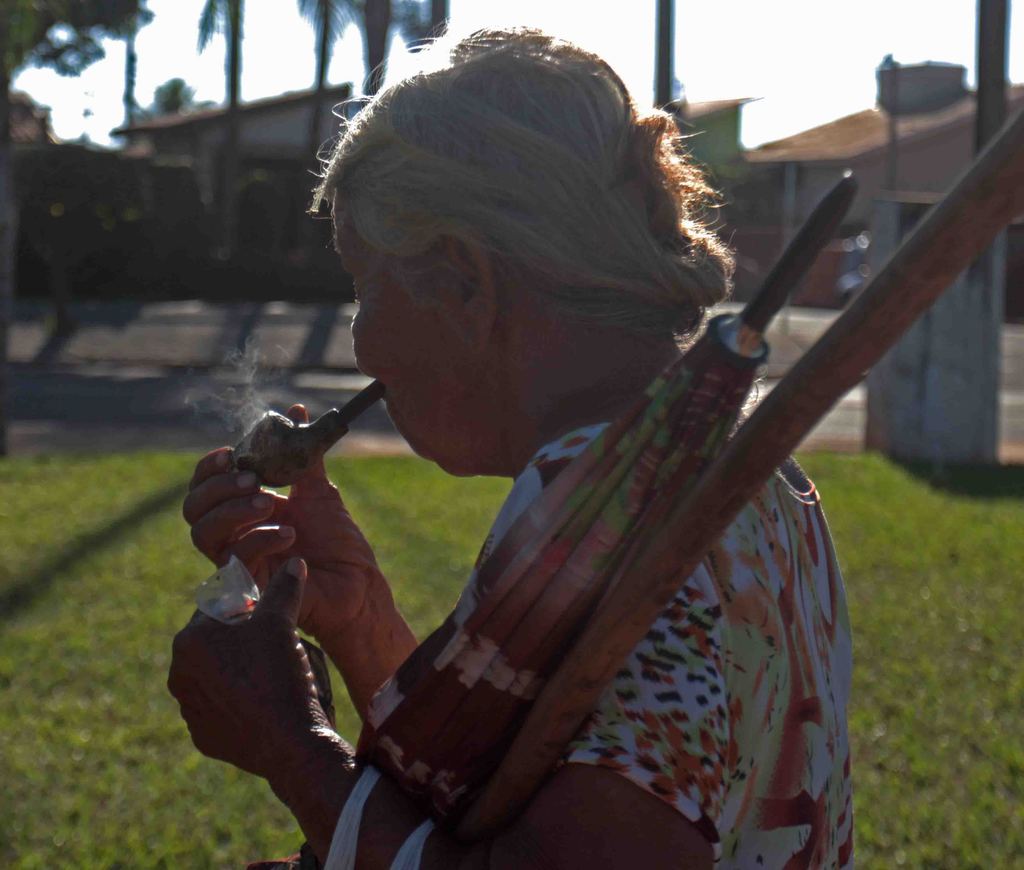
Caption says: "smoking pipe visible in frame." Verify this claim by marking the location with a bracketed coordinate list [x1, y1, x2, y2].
[232, 380, 386, 486]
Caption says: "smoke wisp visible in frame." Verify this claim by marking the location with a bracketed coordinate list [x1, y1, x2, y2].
[184, 336, 284, 437]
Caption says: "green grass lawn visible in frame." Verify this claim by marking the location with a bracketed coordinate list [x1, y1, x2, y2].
[0, 452, 1022, 868]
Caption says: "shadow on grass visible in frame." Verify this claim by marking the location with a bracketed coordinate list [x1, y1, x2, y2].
[338, 471, 448, 557]
[898, 460, 1024, 500]
[0, 481, 186, 627]
[337, 469, 479, 603]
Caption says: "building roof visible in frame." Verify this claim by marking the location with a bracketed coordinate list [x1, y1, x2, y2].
[116, 87, 749, 140]
[11, 91, 56, 145]
[678, 97, 756, 121]
[112, 83, 352, 136]
[747, 83, 1024, 164]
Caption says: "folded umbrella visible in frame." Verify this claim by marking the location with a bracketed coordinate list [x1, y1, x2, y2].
[459, 104, 1024, 840]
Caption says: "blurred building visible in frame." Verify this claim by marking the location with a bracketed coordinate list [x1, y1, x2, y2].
[670, 97, 754, 166]
[746, 62, 1024, 225]
[737, 62, 1024, 316]
[110, 84, 354, 271]
[112, 84, 352, 208]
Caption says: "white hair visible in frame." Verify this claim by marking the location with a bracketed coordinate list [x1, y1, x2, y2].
[314, 27, 734, 338]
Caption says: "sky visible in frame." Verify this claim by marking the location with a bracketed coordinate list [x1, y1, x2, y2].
[11, 0, 1023, 150]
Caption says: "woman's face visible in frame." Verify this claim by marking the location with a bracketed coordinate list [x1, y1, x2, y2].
[335, 218, 505, 475]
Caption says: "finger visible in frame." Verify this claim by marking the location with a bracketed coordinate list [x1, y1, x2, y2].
[168, 621, 215, 698]
[256, 558, 307, 626]
[180, 706, 228, 761]
[285, 404, 309, 425]
[189, 447, 233, 492]
[183, 469, 264, 525]
[289, 457, 336, 499]
[228, 525, 297, 572]
[190, 492, 279, 562]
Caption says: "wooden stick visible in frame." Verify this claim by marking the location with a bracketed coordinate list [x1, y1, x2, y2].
[741, 172, 857, 334]
[456, 105, 1024, 841]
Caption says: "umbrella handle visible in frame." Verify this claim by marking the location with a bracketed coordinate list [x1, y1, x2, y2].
[740, 172, 858, 335]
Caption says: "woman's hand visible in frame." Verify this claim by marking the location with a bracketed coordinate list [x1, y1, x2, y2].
[182, 404, 384, 640]
[168, 558, 335, 779]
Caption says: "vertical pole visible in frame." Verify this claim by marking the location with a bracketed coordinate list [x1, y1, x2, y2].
[227, 0, 242, 133]
[971, 0, 1008, 458]
[124, 27, 138, 129]
[363, 0, 391, 96]
[885, 61, 899, 189]
[431, 0, 448, 34]
[0, 47, 11, 457]
[975, 0, 1008, 152]
[221, 0, 242, 257]
[780, 162, 798, 333]
[655, 0, 673, 107]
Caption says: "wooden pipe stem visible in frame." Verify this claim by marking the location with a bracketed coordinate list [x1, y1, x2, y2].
[307, 380, 387, 452]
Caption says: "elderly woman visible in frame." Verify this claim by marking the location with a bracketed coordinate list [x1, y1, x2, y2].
[170, 28, 853, 869]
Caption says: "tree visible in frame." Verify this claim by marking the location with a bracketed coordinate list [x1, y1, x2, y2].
[0, 0, 148, 456]
[297, 0, 349, 161]
[391, 0, 434, 45]
[361, 0, 391, 95]
[198, 0, 244, 257]
[300, 1, 441, 106]
[149, 77, 212, 116]
[430, 0, 448, 33]
[123, 23, 139, 126]
[297, 0, 436, 163]
[115, 3, 154, 129]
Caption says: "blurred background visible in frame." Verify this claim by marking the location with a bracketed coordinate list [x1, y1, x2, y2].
[1, 0, 1022, 460]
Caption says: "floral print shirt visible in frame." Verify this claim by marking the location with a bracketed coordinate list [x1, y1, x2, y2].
[478, 424, 854, 868]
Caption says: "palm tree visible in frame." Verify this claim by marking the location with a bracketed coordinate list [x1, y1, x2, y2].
[119, 4, 154, 129]
[362, 0, 392, 95]
[391, 0, 435, 45]
[123, 25, 139, 126]
[198, 0, 244, 256]
[297, 0, 349, 161]
[430, 0, 448, 34]
[298, 0, 435, 162]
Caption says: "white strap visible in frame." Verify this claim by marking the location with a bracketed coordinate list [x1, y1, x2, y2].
[390, 819, 435, 870]
[323, 766, 382, 870]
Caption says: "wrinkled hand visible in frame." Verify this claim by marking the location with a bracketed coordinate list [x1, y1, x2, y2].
[183, 404, 384, 639]
[168, 559, 331, 779]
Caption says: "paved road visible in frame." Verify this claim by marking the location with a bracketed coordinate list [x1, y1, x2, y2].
[10, 300, 1024, 462]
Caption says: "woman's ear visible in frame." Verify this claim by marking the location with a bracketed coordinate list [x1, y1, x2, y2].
[437, 238, 500, 354]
